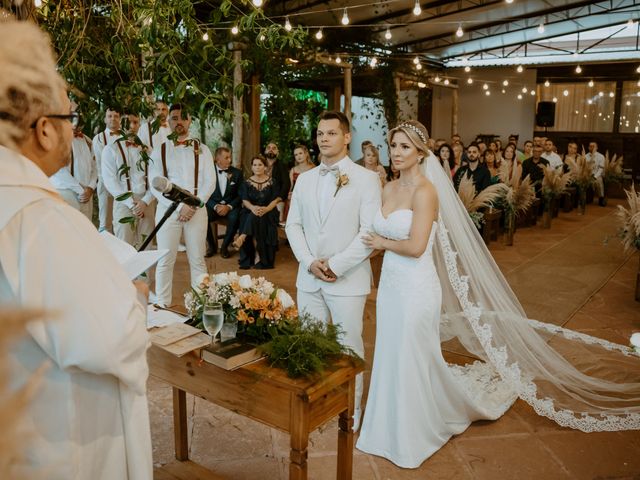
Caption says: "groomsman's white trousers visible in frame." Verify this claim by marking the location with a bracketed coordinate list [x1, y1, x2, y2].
[113, 201, 155, 247]
[154, 204, 208, 306]
[96, 178, 113, 231]
[297, 290, 366, 427]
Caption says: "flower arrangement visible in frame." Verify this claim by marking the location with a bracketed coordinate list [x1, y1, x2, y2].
[185, 272, 298, 343]
[615, 184, 640, 253]
[603, 151, 624, 186]
[540, 164, 574, 206]
[565, 154, 595, 191]
[497, 160, 536, 217]
[456, 175, 508, 229]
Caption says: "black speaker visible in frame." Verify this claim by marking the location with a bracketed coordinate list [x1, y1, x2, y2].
[536, 101, 555, 127]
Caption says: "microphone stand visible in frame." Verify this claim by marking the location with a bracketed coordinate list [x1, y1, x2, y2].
[137, 200, 180, 252]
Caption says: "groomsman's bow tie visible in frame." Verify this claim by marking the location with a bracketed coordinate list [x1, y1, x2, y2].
[125, 141, 137, 147]
[175, 140, 188, 145]
[319, 164, 339, 176]
[74, 132, 84, 138]
[109, 131, 119, 136]
[218, 169, 228, 174]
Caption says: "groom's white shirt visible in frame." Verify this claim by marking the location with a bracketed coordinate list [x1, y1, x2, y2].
[286, 156, 381, 296]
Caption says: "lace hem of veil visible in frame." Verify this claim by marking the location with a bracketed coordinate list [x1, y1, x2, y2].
[436, 220, 640, 433]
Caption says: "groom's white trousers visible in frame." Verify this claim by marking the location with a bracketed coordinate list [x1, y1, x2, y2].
[297, 290, 366, 421]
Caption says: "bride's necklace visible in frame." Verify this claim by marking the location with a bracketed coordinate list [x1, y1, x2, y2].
[399, 178, 415, 187]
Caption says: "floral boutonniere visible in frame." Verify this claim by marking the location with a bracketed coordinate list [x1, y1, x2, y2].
[334, 172, 349, 197]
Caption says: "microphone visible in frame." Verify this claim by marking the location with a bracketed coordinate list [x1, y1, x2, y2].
[152, 176, 204, 208]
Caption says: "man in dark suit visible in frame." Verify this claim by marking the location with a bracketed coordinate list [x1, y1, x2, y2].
[206, 147, 243, 258]
[453, 142, 491, 193]
[522, 144, 549, 197]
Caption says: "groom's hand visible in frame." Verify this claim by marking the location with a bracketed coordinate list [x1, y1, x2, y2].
[309, 259, 336, 282]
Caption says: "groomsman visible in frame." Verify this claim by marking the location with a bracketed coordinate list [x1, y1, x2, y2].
[102, 113, 155, 246]
[49, 122, 97, 220]
[139, 100, 171, 151]
[205, 146, 243, 258]
[92, 107, 121, 231]
[149, 104, 216, 307]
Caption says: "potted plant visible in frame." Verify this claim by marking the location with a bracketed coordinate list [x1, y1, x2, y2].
[603, 152, 624, 204]
[540, 164, 573, 229]
[456, 175, 508, 231]
[497, 161, 536, 245]
[615, 184, 640, 301]
[565, 154, 595, 215]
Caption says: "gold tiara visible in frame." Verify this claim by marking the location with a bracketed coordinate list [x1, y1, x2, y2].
[397, 122, 428, 145]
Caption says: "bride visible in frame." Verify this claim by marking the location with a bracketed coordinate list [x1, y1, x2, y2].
[356, 120, 640, 469]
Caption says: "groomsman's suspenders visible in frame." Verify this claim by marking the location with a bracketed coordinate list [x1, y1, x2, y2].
[148, 123, 153, 149]
[102, 131, 107, 147]
[116, 141, 132, 191]
[70, 149, 75, 176]
[161, 140, 200, 195]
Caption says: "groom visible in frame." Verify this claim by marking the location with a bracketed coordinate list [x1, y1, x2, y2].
[286, 110, 381, 429]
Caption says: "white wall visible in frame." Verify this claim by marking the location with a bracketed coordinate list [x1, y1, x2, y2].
[432, 67, 538, 146]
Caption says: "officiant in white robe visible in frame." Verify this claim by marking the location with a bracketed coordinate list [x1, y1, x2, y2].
[0, 19, 152, 480]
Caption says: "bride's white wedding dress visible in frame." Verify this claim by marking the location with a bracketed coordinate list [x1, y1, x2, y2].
[356, 209, 516, 468]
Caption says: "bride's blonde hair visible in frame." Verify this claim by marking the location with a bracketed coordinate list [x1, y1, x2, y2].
[387, 120, 430, 163]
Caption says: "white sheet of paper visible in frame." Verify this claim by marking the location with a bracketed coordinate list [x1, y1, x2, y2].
[100, 231, 169, 279]
[150, 322, 201, 346]
[147, 305, 188, 329]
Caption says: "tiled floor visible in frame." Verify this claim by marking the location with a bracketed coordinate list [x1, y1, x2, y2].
[150, 199, 640, 479]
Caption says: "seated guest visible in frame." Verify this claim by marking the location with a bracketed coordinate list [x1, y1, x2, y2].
[283, 144, 315, 222]
[453, 143, 491, 192]
[205, 146, 242, 258]
[362, 144, 387, 187]
[519, 140, 533, 162]
[542, 139, 563, 170]
[483, 149, 500, 184]
[522, 144, 549, 195]
[234, 155, 282, 269]
[354, 140, 372, 165]
[436, 143, 455, 179]
[562, 140, 579, 173]
[586, 141, 606, 206]
[49, 120, 97, 220]
[102, 112, 155, 247]
[452, 142, 465, 175]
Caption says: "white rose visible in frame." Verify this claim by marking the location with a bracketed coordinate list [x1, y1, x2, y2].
[238, 275, 253, 289]
[276, 289, 295, 309]
[631, 333, 640, 351]
[196, 273, 209, 286]
[214, 273, 230, 285]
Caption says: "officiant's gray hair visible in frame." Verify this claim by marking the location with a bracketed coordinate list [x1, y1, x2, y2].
[0, 17, 66, 149]
[388, 120, 431, 162]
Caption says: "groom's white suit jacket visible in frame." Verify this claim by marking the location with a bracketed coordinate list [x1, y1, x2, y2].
[286, 157, 382, 296]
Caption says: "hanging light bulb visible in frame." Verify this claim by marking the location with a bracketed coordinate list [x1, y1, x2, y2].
[636, 65, 640, 73]
[537, 23, 545, 34]
[413, 0, 422, 16]
[455, 24, 464, 38]
[464, 66, 471, 73]
[575, 65, 582, 73]
[501, 89, 506, 94]
[370, 57, 378, 67]
[485, 90, 491, 96]
[588, 79, 594, 87]
[284, 17, 292, 31]
[563, 89, 569, 96]
[416, 63, 423, 70]
[385, 28, 392, 40]
[413, 56, 420, 65]
[341, 8, 350, 25]
[552, 97, 558, 103]
[483, 83, 489, 90]
[335, 55, 342, 64]
[503, 79, 509, 86]
[202, 32, 209, 41]
[517, 94, 523, 100]
[517, 65, 523, 73]
[544, 80, 550, 87]
[522, 86, 528, 93]
[252, 0, 263, 6]
[434, 75, 441, 82]
[467, 78, 474, 84]
[418, 82, 427, 89]
[231, 25, 239, 35]
[530, 90, 535, 95]
[315, 28, 323, 40]
[443, 78, 450, 85]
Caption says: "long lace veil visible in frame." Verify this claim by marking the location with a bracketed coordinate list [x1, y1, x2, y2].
[421, 154, 640, 432]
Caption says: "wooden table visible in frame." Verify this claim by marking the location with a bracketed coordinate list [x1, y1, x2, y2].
[148, 345, 363, 480]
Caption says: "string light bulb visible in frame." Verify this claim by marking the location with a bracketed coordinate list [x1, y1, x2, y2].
[530, 90, 535, 95]
[552, 97, 558, 102]
[202, 32, 209, 41]
[503, 79, 509, 86]
[575, 65, 582, 73]
[517, 65, 523, 73]
[413, 0, 422, 16]
[416, 63, 423, 70]
[522, 86, 528, 93]
[335, 55, 342, 64]
[370, 57, 378, 67]
[315, 28, 323, 40]
[636, 65, 640, 73]
[434, 75, 441, 82]
[385, 28, 392, 40]
[284, 17, 292, 31]
[413, 56, 420, 65]
[252, 0, 263, 6]
[563, 89, 569, 96]
[537, 23, 545, 34]
[467, 78, 474, 84]
[341, 8, 350, 25]
[502, 89, 506, 94]
[517, 94, 523, 100]
[231, 25, 239, 35]
[544, 80, 550, 87]
[588, 79, 594, 87]
[443, 78, 450, 85]
[464, 66, 471, 72]
[485, 90, 491, 96]
[455, 24, 464, 38]
[483, 83, 489, 90]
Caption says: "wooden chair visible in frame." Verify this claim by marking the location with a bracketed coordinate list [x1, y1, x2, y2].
[481, 208, 502, 246]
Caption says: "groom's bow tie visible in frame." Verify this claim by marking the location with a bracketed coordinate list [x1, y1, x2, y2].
[319, 164, 339, 176]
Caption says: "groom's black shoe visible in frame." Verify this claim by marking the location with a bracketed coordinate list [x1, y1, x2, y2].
[220, 245, 230, 259]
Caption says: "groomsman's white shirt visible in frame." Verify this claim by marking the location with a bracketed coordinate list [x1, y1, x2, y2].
[92, 129, 120, 176]
[102, 141, 154, 209]
[50, 135, 97, 194]
[92, 129, 120, 230]
[542, 151, 563, 170]
[148, 140, 216, 306]
[139, 121, 171, 151]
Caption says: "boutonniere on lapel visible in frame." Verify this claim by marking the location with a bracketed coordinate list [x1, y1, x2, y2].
[334, 172, 349, 197]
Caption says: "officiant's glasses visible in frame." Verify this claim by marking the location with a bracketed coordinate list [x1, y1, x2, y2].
[31, 112, 80, 129]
